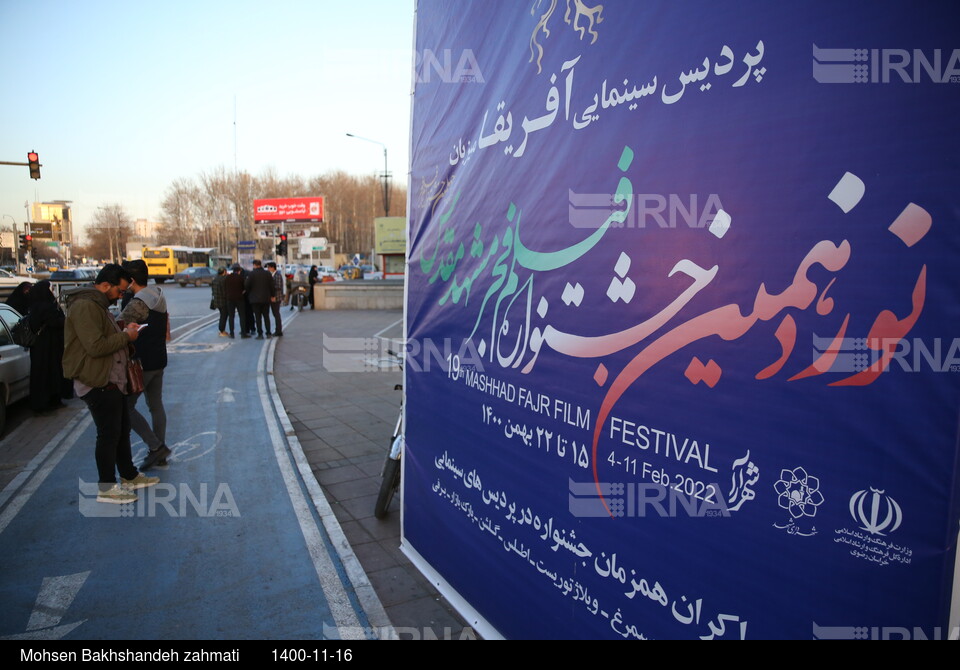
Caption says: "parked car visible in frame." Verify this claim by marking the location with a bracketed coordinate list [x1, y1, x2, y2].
[0, 304, 30, 436]
[49, 268, 97, 282]
[316, 266, 339, 280]
[360, 265, 383, 280]
[174, 266, 217, 287]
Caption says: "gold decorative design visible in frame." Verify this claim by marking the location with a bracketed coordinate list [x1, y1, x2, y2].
[529, 0, 604, 74]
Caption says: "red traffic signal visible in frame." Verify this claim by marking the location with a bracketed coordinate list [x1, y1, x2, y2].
[27, 151, 40, 180]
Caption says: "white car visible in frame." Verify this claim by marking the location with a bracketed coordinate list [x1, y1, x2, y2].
[316, 266, 340, 280]
[0, 303, 30, 436]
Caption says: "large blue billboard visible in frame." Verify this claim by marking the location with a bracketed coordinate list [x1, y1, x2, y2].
[403, 0, 960, 639]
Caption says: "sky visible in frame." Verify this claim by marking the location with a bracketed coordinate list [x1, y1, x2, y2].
[0, 0, 414, 241]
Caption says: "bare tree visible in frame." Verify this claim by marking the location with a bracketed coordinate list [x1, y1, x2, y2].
[157, 178, 198, 245]
[155, 166, 407, 259]
[88, 204, 133, 263]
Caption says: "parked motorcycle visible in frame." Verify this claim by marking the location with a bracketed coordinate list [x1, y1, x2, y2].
[289, 283, 309, 311]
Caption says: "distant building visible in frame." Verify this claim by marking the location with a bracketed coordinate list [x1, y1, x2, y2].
[133, 218, 162, 241]
[30, 200, 74, 259]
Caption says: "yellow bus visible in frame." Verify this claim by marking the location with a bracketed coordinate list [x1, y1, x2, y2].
[142, 246, 214, 283]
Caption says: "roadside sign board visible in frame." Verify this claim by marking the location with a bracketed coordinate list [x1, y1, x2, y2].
[253, 197, 324, 223]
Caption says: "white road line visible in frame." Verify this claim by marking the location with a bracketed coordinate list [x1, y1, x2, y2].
[0, 412, 92, 536]
[26, 571, 90, 631]
[373, 318, 403, 341]
[171, 315, 219, 341]
[264, 326, 394, 638]
[255, 320, 372, 639]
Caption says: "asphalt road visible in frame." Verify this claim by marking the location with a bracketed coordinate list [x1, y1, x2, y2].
[0, 284, 372, 639]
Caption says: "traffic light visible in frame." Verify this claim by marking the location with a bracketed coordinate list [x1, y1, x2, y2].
[18, 234, 27, 250]
[27, 151, 40, 180]
[276, 233, 288, 257]
[25, 234, 32, 251]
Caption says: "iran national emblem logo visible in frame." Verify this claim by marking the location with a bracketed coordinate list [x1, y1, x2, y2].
[849, 487, 902, 536]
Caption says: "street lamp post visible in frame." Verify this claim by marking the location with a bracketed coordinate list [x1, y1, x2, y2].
[346, 133, 391, 217]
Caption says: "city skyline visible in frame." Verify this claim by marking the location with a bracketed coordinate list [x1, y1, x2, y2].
[0, 0, 414, 241]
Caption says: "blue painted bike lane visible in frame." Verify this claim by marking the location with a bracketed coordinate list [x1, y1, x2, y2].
[0, 320, 373, 640]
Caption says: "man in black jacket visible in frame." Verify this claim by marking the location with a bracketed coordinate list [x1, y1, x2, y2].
[224, 264, 247, 338]
[244, 259, 275, 339]
[308, 265, 319, 310]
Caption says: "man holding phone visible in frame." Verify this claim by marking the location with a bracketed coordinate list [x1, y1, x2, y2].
[63, 264, 159, 504]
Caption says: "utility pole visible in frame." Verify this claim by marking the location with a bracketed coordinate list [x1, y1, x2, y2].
[346, 134, 392, 217]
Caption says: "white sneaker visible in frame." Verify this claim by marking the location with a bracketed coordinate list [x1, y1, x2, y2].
[121, 473, 160, 490]
[97, 484, 138, 504]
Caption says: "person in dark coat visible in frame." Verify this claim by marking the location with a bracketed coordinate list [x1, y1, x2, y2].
[241, 267, 255, 335]
[5, 281, 32, 315]
[210, 267, 229, 336]
[244, 259, 275, 339]
[308, 266, 318, 309]
[26, 280, 72, 412]
[224, 264, 248, 338]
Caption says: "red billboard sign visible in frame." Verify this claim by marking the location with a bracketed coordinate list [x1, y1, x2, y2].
[253, 197, 324, 222]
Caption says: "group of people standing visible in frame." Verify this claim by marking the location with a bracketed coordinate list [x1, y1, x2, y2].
[210, 260, 285, 339]
[5, 262, 171, 504]
[6, 258, 299, 505]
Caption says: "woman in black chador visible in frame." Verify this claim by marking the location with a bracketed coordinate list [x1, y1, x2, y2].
[26, 280, 72, 413]
[5, 281, 31, 315]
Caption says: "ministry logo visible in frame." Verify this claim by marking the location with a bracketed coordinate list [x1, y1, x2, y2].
[850, 487, 902, 536]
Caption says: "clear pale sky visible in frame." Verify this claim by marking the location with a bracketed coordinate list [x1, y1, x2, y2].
[0, 0, 414, 240]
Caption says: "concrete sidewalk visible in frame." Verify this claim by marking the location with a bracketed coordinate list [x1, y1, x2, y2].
[272, 307, 472, 640]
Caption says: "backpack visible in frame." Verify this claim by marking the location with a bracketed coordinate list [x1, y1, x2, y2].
[11, 315, 42, 348]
